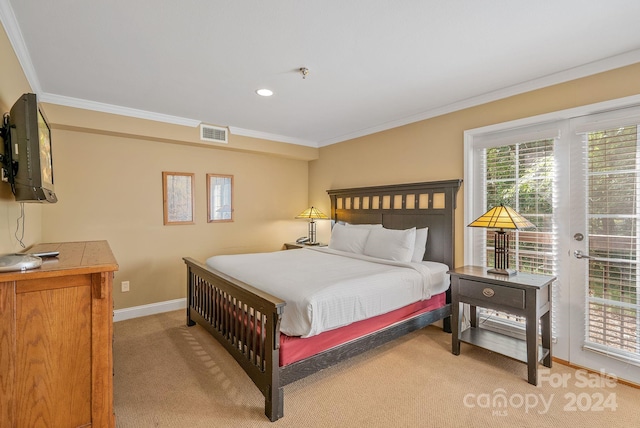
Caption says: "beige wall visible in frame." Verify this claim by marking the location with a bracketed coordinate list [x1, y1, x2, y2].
[309, 63, 640, 266]
[41, 128, 310, 309]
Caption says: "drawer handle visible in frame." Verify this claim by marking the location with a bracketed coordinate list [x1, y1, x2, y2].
[482, 288, 495, 298]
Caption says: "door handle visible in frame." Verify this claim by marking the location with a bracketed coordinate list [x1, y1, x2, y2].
[574, 250, 592, 259]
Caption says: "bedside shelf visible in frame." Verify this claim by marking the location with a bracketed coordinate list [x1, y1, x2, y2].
[459, 327, 550, 364]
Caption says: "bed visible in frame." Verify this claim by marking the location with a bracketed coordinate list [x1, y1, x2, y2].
[183, 179, 461, 421]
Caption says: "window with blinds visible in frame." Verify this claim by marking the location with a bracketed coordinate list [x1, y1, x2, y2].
[583, 125, 640, 361]
[479, 138, 557, 327]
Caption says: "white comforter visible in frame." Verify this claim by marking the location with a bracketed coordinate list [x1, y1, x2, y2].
[206, 247, 449, 338]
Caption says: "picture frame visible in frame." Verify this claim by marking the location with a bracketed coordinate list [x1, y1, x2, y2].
[207, 174, 233, 222]
[162, 172, 195, 225]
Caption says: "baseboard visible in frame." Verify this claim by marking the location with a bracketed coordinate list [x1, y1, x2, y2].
[113, 298, 187, 322]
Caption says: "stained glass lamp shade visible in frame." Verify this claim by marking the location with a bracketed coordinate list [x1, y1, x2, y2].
[468, 204, 535, 276]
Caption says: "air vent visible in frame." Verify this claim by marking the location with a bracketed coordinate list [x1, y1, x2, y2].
[200, 124, 228, 144]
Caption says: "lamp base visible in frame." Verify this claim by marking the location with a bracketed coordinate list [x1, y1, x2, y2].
[487, 267, 517, 276]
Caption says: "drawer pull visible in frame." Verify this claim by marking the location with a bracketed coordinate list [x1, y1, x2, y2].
[482, 288, 495, 298]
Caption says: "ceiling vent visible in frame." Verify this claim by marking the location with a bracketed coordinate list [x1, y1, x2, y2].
[200, 124, 228, 144]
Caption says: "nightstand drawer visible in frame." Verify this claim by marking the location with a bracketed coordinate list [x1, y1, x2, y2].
[458, 278, 525, 309]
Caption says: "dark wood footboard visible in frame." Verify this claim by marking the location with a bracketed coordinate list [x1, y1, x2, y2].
[185, 256, 451, 421]
[184, 257, 286, 421]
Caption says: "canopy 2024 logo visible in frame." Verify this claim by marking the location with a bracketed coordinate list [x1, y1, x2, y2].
[463, 369, 617, 416]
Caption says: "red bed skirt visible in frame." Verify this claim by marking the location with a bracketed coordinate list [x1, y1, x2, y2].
[279, 292, 447, 366]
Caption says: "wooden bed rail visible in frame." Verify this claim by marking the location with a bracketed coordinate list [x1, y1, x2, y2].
[184, 257, 286, 421]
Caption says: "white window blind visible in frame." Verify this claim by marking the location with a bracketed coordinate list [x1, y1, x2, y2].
[476, 137, 558, 329]
[579, 124, 640, 363]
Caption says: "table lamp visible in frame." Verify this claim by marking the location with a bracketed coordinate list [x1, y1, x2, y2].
[295, 206, 328, 245]
[468, 204, 535, 276]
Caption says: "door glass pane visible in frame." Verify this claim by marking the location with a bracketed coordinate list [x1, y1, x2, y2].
[584, 126, 640, 360]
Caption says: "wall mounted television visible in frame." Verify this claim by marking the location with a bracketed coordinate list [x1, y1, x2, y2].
[0, 93, 57, 203]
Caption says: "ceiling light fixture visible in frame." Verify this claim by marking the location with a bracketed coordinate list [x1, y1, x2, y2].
[299, 67, 309, 79]
[256, 89, 273, 97]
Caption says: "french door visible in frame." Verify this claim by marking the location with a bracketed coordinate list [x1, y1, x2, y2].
[466, 104, 640, 385]
[569, 110, 640, 384]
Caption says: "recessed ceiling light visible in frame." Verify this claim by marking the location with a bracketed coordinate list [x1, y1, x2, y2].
[256, 89, 273, 97]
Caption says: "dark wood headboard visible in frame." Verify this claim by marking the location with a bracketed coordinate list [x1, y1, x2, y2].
[327, 179, 462, 269]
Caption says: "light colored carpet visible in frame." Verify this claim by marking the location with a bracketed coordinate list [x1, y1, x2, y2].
[114, 310, 638, 427]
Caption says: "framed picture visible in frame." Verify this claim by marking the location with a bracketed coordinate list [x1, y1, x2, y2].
[162, 172, 195, 225]
[207, 174, 233, 222]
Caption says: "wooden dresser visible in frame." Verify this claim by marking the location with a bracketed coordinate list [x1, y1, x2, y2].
[0, 241, 118, 428]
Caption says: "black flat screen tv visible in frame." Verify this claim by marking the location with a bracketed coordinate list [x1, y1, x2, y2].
[8, 93, 57, 203]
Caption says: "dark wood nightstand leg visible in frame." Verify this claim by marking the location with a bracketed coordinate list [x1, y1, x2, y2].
[525, 289, 538, 385]
[541, 310, 552, 368]
[542, 283, 552, 368]
[469, 305, 478, 328]
[451, 278, 461, 355]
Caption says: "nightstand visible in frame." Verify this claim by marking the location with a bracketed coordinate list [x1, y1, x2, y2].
[284, 242, 326, 250]
[449, 265, 555, 385]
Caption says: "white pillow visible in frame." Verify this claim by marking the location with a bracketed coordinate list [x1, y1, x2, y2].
[329, 223, 371, 254]
[363, 227, 416, 262]
[412, 227, 429, 262]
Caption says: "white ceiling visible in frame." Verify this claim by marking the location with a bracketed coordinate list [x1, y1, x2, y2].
[2, 1, 640, 147]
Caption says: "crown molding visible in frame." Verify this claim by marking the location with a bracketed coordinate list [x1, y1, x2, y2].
[39, 93, 201, 127]
[228, 126, 317, 147]
[317, 49, 640, 147]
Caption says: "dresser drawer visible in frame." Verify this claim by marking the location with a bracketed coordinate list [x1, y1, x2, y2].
[458, 278, 525, 309]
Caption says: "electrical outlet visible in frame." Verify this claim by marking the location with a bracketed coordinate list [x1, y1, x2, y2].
[121, 281, 130, 292]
